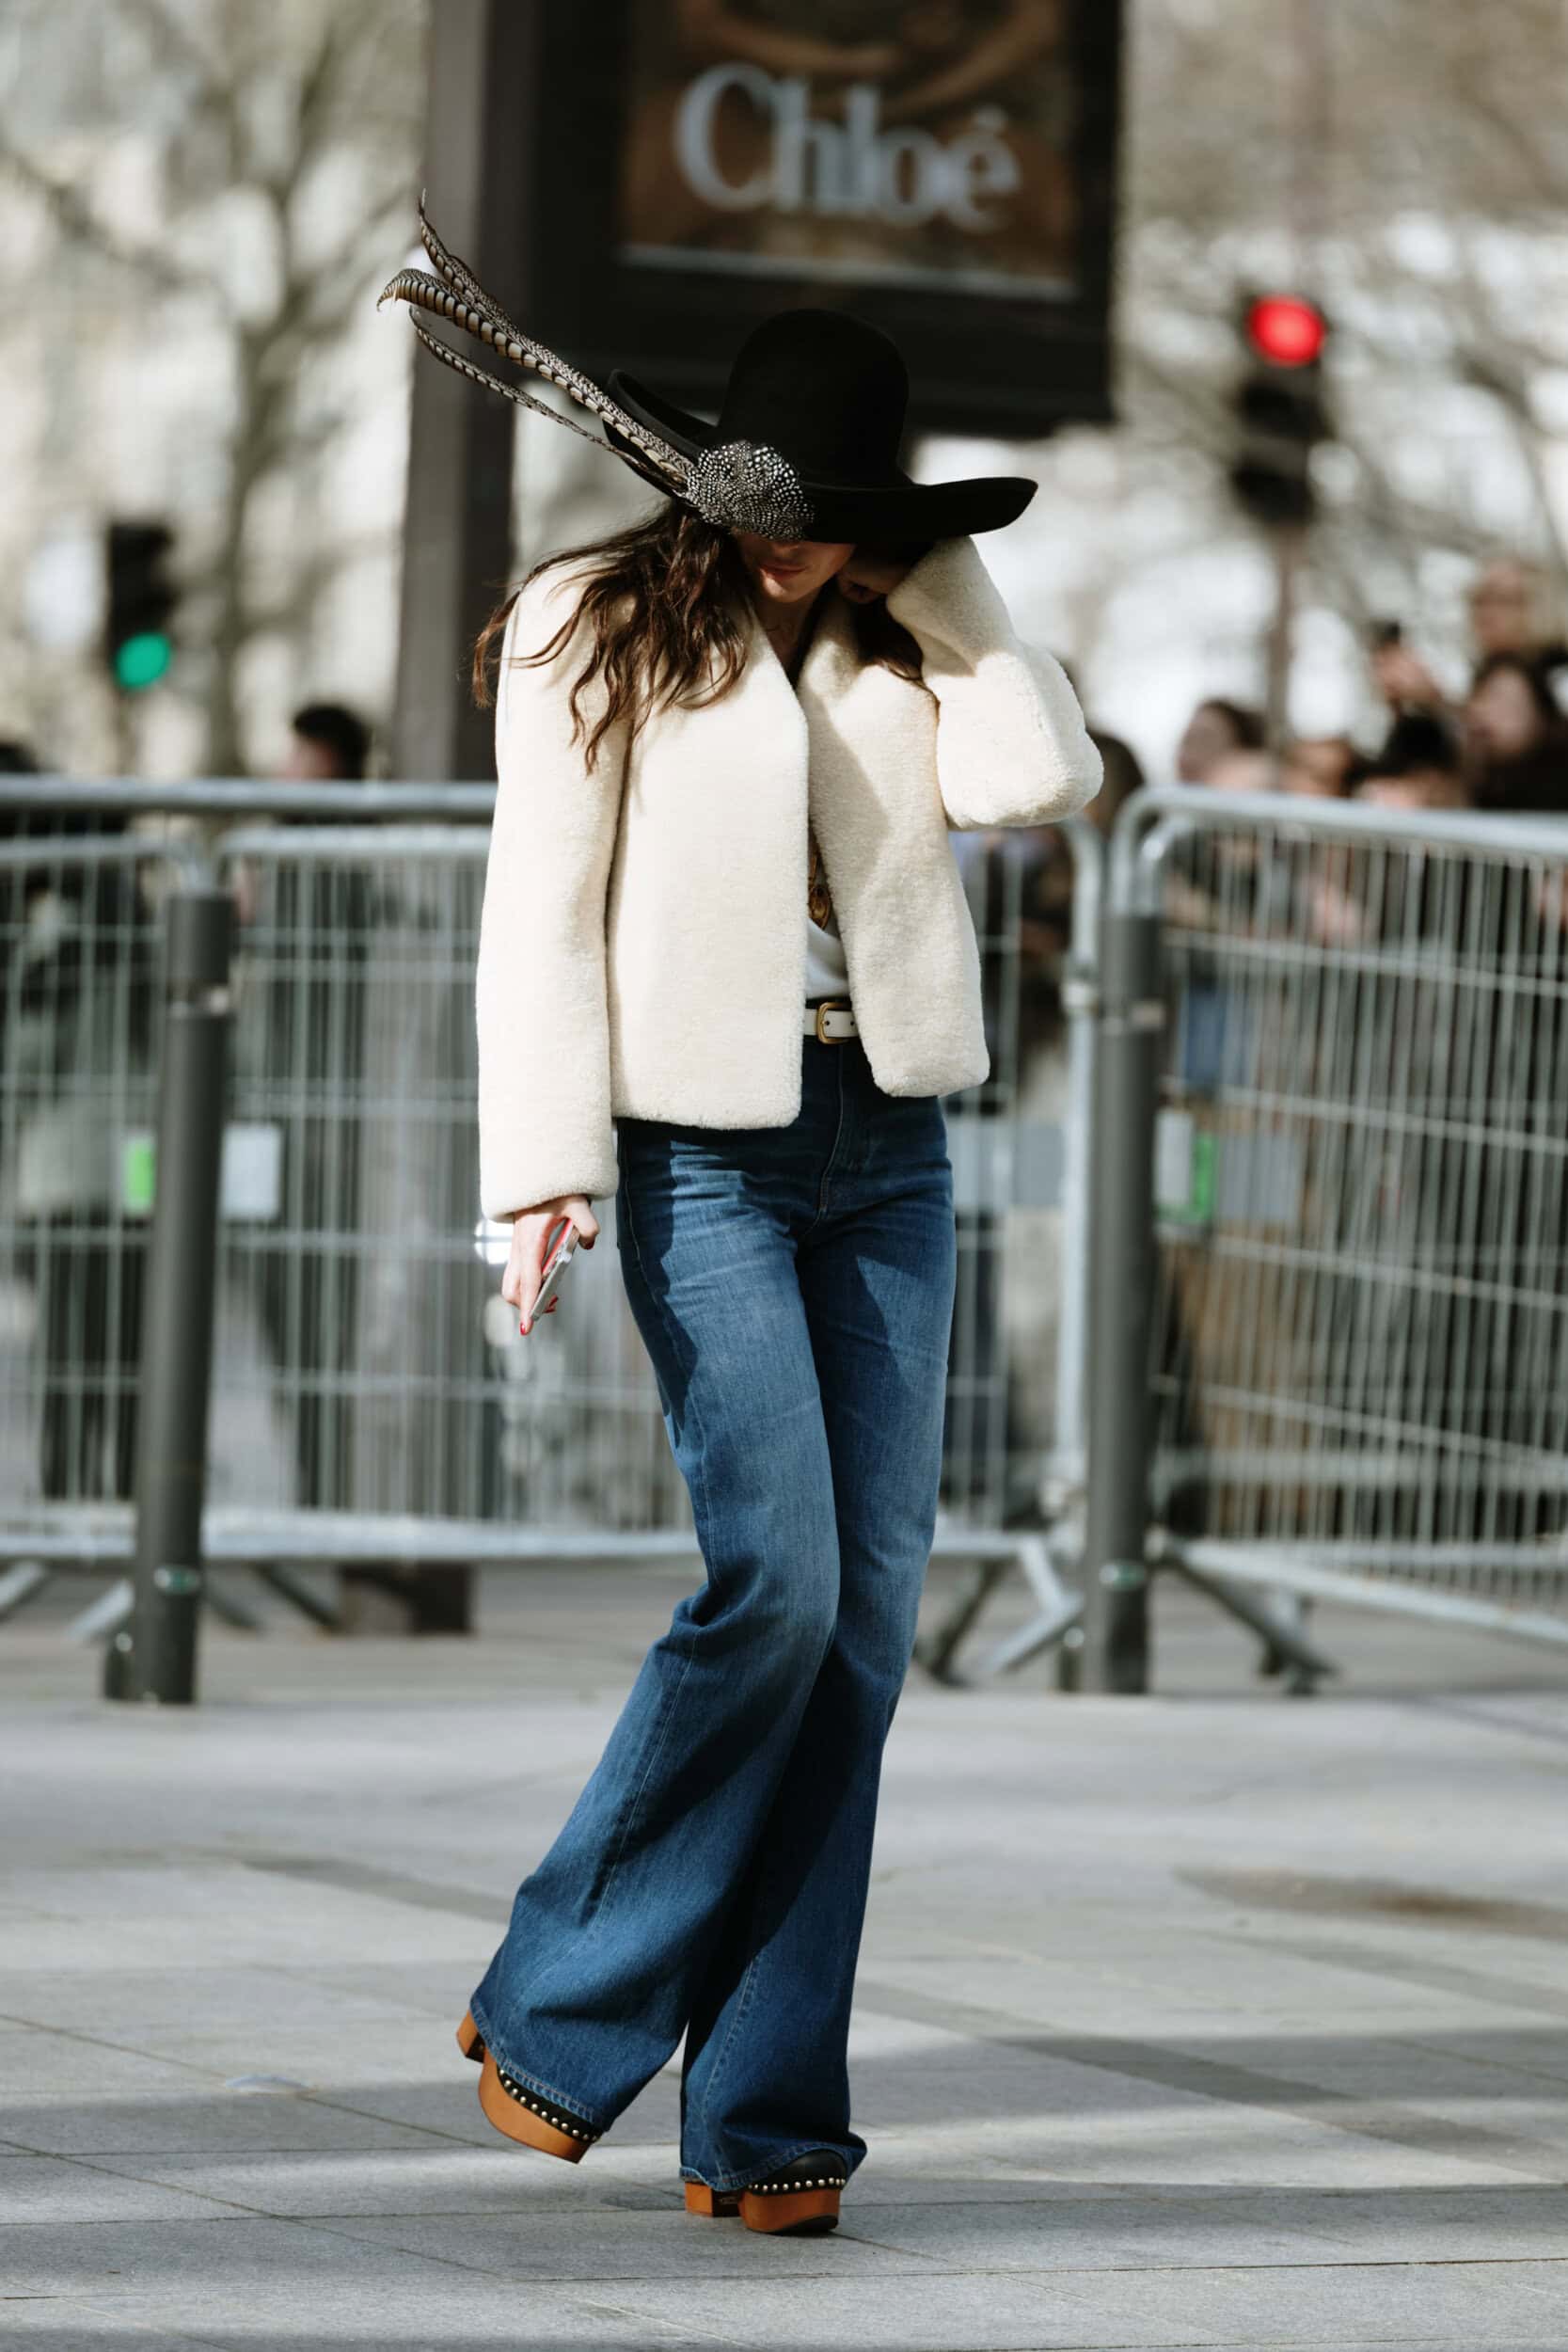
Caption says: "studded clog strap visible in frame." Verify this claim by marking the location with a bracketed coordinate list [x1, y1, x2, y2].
[493, 2062, 601, 2144]
[747, 2168, 847, 2192]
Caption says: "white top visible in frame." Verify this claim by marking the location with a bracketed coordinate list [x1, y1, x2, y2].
[805, 905, 850, 1001]
[794, 611, 851, 1004]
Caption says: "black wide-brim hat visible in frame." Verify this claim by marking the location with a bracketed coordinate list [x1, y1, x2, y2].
[378, 202, 1037, 548]
[604, 308, 1035, 547]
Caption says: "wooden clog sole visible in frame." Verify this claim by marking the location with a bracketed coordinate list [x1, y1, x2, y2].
[685, 2178, 839, 2233]
[456, 2010, 590, 2163]
[684, 2182, 742, 2219]
[738, 2186, 840, 2234]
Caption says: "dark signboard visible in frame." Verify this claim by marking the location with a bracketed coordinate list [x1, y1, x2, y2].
[525, 2, 1122, 438]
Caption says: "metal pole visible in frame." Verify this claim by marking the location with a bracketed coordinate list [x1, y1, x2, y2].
[363, 0, 541, 1633]
[111, 890, 233, 1705]
[1264, 517, 1304, 752]
[1266, 0, 1330, 753]
[1080, 903, 1164, 1693]
[390, 0, 538, 785]
[1291, 0, 1332, 263]
[1046, 823, 1103, 1516]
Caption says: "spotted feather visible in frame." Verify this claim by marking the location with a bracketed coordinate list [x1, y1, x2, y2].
[379, 203, 815, 537]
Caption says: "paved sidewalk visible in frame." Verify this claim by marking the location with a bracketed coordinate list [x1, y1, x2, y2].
[3, 1567, 1567, 2350]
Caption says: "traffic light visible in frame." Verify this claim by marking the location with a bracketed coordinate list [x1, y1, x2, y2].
[105, 520, 178, 691]
[1227, 294, 1332, 529]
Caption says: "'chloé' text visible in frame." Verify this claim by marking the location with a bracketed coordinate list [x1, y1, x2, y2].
[673, 66, 1022, 232]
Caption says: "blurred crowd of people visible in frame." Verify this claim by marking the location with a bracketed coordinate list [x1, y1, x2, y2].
[1173, 554, 1568, 820]
[946, 554, 1568, 1513]
[954, 550, 1568, 1096]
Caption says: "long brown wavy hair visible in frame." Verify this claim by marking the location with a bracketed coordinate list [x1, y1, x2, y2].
[472, 503, 927, 771]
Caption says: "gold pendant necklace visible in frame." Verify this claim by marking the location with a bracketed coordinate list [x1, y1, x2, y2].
[807, 823, 834, 928]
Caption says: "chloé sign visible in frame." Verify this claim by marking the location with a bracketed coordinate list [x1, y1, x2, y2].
[673, 64, 1022, 233]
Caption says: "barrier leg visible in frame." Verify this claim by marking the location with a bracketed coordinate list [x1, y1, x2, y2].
[111, 890, 233, 1706]
[1081, 908, 1164, 1694]
[1165, 1555, 1338, 1689]
[915, 1555, 1013, 1683]
[0, 1563, 52, 1624]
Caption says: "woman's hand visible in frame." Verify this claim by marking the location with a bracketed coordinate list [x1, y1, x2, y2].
[502, 1194, 599, 1335]
[1370, 641, 1445, 712]
[839, 548, 920, 605]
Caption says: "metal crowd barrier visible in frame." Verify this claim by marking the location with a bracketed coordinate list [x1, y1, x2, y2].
[0, 782, 1098, 1692]
[0, 824, 180, 1625]
[1078, 785, 1568, 1692]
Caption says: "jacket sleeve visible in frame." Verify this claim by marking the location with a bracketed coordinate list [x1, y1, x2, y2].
[475, 564, 626, 1224]
[885, 534, 1103, 831]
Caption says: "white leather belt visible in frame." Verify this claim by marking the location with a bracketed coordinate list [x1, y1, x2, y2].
[804, 997, 858, 1042]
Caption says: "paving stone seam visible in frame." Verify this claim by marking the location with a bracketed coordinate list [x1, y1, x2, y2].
[0, 2011, 233, 2086]
[1191, 1927, 1568, 2025]
[221, 1849, 506, 1923]
[854, 1981, 1566, 2183]
[559, 2287, 774, 2344]
[2, 2293, 239, 2350]
[264, 2207, 916, 2282]
[28, 2204, 1562, 2293]
[831, 2248, 1568, 2277]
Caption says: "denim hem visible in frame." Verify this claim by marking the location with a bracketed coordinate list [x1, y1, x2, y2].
[465, 1996, 611, 2135]
[677, 2139, 859, 2195]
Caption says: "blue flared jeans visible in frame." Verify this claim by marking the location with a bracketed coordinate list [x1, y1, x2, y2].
[468, 1027, 958, 2193]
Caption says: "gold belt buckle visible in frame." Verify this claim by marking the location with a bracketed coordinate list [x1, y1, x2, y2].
[814, 996, 852, 1044]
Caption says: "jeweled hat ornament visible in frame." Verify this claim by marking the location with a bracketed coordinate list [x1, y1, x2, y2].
[379, 200, 1036, 544]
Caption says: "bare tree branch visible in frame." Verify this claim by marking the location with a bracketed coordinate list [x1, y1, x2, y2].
[114, 0, 228, 103]
[0, 141, 227, 301]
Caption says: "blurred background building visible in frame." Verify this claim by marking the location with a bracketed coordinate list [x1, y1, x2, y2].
[3, 0, 1566, 787]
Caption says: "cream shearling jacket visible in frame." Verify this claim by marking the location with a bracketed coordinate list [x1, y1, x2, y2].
[477, 532, 1102, 1223]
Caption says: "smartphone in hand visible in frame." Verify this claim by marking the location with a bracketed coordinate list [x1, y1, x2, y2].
[524, 1215, 578, 1331]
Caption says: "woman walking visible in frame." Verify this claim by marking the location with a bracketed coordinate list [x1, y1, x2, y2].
[382, 212, 1101, 2235]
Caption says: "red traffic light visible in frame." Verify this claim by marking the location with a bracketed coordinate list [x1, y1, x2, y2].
[1244, 294, 1326, 368]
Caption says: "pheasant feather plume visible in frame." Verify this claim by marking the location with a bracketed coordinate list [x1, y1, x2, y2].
[378, 198, 814, 537]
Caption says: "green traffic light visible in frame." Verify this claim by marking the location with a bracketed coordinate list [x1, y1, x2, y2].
[114, 630, 173, 691]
